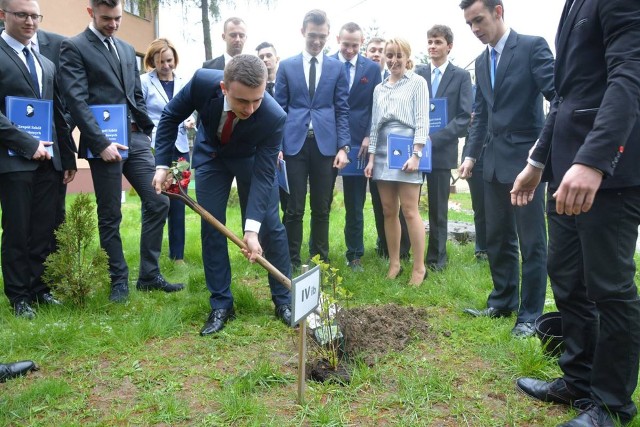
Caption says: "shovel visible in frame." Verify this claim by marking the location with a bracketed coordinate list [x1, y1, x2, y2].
[162, 185, 292, 290]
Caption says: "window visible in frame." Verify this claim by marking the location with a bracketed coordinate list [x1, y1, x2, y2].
[124, 0, 147, 19]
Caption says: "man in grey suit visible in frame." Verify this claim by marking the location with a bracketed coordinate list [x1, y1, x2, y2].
[0, 0, 76, 318]
[415, 25, 472, 271]
[59, 0, 182, 303]
[202, 17, 246, 70]
[459, 0, 555, 337]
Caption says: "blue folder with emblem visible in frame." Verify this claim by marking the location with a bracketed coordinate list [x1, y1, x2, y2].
[339, 145, 369, 176]
[387, 134, 432, 172]
[86, 104, 128, 159]
[429, 98, 448, 134]
[6, 96, 53, 157]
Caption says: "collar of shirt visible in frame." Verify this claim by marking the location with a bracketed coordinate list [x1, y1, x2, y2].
[431, 61, 450, 78]
[223, 52, 234, 64]
[488, 27, 511, 60]
[302, 50, 323, 68]
[1, 31, 33, 53]
[337, 52, 357, 68]
[88, 22, 111, 47]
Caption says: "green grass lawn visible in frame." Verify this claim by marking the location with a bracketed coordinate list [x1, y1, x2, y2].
[1, 187, 639, 426]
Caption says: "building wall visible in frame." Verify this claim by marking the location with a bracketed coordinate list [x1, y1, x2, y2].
[37, 0, 158, 193]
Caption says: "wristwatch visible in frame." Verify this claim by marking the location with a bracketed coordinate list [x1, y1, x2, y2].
[341, 145, 351, 154]
[412, 150, 423, 158]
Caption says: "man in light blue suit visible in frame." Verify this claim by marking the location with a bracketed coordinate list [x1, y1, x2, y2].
[275, 9, 350, 267]
[331, 22, 381, 271]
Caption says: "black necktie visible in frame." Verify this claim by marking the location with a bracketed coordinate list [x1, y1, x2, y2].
[309, 57, 317, 100]
[266, 81, 275, 96]
[23, 47, 40, 97]
[105, 37, 120, 64]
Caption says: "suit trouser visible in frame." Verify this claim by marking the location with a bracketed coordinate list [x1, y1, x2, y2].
[425, 169, 451, 268]
[342, 175, 367, 262]
[167, 148, 189, 260]
[195, 157, 291, 310]
[89, 132, 169, 285]
[547, 188, 640, 421]
[284, 136, 337, 266]
[0, 162, 60, 305]
[467, 152, 487, 253]
[485, 180, 547, 322]
[370, 179, 411, 257]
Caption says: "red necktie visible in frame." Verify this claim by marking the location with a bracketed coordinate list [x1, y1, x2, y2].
[221, 110, 236, 145]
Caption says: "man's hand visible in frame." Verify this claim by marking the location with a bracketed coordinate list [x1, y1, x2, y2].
[333, 149, 349, 169]
[99, 143, 128, 162]
[183, 116, 196, 130]
[458, 159, 475, 179]
[277, 150, 283, 169]
[33, 141, 53, 161]
[553, 164, 603, 215]
[152, 168, 171, 194]
[63, 170, 77, 184]
[241, 231, 262, 263]
[510, 164, 543, 206]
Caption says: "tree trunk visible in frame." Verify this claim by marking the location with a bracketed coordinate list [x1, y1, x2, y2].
[201, 0, 212, 60]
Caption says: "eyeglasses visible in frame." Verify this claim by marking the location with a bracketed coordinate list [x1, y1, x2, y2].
[2, 10, 44, 22]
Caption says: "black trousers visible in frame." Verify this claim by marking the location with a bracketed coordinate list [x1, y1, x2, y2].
[284, 136, 337, 266]
[0, 161, 60, 305]
[548, 187, 640, 421]
[425, 169, 451, 268]
[89, 132, 169, 285]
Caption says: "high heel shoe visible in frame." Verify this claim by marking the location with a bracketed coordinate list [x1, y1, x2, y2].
[387, 266, 404, 280]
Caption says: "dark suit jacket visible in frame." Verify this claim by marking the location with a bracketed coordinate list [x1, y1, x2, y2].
[275, 53, 350, 156]
[467, 30, 555, 183]
[531, 0, 640, 191]
[0, 37, 74, 174]
[59, 27, 154, 158]
[330, 53, 381, 147]
[155, 69, 286, 224]
[202, 55, 225, 70]
[416, 63, 473, 169]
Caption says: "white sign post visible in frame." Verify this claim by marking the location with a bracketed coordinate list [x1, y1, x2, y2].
[291, 265, 320, 404]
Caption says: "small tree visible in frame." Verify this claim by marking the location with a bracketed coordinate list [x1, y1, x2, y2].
[43, 193, 110, 307]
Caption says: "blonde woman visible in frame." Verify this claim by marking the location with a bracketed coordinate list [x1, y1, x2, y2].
[364, 38, 429, 285]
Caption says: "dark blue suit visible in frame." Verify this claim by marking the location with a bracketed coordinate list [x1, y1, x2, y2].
[155, 69, 291, 310]
[466, 30, 555, 323]
[331, 53, 381, 263]
[275, 53, 350, 265]
[530, 0, 640, 419]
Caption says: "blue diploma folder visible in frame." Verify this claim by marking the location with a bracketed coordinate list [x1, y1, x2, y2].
[6, 96, 53, 157]
[87, 104, 128, 159]
[387, 134, 432, 172]
[429, 98, 448, 134]
[339, 145, 369, 176]
[277, 158, 290, 194]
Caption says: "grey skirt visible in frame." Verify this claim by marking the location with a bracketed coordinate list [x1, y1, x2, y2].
[372, 121, 423, 184]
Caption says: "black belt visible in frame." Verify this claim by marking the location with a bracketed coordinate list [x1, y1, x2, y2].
[307, 129, 315, 139]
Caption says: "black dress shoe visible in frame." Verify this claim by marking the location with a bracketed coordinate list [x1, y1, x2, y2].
[35, 292, 62, 306]
[136, 275, 184, 292]
[463, 306, 512, 318]
[109, 283, 129, 303]
[511, 321, 536, 338]
[557, 402, 630, 427]
[516, 377, 588, 407]
[275, 304, 292, 326]
[0, 360, 37, 382]
[14, 300, 36, 319]
[200, 308, 236, 336]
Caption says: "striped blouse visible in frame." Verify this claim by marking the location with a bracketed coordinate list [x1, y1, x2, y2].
[368, 70, 430, 154]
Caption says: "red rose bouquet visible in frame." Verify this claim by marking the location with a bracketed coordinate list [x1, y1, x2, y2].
[165, 157, 191, 194]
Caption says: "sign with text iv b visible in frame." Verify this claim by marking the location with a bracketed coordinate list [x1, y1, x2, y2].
[291, 265, 321, 326]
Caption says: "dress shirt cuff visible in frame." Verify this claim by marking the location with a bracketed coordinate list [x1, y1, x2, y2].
[156, 165, 170, 170]
[526, 158, 545, 169]
[464, 156, 476, 164]
[245, 219, 261, 234]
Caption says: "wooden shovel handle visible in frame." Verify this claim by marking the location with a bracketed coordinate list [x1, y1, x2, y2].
[162, 187, 292, 290]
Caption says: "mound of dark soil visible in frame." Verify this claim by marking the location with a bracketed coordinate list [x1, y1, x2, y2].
[336, 303, 431, 365]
